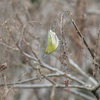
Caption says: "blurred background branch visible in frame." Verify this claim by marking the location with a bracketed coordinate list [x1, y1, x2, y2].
[0, 0, 100, 100]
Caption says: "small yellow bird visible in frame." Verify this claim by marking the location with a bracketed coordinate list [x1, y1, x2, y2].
[45, 30, 59, 54]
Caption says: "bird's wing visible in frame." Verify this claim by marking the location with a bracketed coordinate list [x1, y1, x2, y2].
[50, 30, 59, 47]
[48, 30, 52, 46]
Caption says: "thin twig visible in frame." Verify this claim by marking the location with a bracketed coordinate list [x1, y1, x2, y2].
[67, 11, 94, 59]
[95, 25, 100, 57]
[1, 72, 28, 100]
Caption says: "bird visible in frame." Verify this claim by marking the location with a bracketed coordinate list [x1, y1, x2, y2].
[45, 29, 59, 54]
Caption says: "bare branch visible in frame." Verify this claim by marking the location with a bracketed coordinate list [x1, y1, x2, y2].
[12, 84, 92, 91]
[67, 11, 94, 59]
[70, 89, 96, 100]
[68, 55, 98, 85]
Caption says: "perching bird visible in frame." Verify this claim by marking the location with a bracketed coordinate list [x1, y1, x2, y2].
[45, 30, 59, 54]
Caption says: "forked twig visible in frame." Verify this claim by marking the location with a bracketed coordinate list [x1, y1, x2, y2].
[1, 72, 28, 100]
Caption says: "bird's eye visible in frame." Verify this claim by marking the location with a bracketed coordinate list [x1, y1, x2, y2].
[47, 50, 50, 54]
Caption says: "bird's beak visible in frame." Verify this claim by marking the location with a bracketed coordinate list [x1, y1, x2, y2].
[43, 54, 47, 57]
